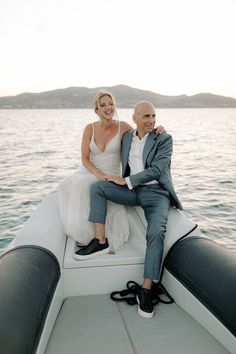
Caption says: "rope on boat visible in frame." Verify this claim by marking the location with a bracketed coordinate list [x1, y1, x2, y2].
[110, 280, 174, 306]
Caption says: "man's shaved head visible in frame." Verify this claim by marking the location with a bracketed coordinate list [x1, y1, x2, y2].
[134, 100, 155, 115]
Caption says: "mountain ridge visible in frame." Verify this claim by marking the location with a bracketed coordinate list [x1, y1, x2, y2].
[0, 84, 236, 108]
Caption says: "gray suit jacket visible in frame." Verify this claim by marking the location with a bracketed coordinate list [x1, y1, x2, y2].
[121, 129, 183, 210]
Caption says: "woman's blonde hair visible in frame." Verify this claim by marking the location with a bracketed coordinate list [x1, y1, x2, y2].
[94, 90, 117, 117]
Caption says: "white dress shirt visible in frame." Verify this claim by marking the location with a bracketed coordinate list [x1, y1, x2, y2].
[125, 130, 158, 190]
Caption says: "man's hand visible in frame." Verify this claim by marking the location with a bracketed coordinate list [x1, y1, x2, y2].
[103, 175, 127, 185]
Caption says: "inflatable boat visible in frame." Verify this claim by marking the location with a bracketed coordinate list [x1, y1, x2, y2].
[0, 191, 236, 354]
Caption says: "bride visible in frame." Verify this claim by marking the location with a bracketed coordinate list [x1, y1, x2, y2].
[57, 90, 164, 254]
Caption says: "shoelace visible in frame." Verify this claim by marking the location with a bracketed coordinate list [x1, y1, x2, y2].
[110, 281, 174, 306]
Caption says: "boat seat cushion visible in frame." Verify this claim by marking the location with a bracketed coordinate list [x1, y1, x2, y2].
[64, 206, 199, 269]
[45, 295, 229, 354]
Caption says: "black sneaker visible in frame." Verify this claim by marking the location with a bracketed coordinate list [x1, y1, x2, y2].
[76, 242, 86, 249]
[136, 287, 154, 318]
[74, 238, 110, 260]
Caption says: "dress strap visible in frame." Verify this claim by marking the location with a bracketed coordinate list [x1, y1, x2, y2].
[91, 123, 95, 139]
[117, 120, 121, 134]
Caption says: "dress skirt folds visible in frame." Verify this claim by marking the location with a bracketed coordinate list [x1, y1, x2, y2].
[57, 122, 129, 250]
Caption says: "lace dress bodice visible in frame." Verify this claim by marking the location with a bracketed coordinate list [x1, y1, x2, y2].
[89, 122, 121, 176]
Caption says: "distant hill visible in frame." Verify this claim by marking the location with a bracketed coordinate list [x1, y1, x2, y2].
[0, 85, 236, 108]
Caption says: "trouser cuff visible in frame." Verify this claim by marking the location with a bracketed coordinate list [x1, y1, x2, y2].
[88, 213, 106, 224]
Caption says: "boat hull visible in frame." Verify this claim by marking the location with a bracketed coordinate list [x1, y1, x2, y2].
[0, 192, 235, 353]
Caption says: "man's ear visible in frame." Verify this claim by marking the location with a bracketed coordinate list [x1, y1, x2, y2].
[132, 114, 136, 124]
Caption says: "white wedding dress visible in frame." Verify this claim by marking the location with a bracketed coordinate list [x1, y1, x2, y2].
[57, 122, 130, 250]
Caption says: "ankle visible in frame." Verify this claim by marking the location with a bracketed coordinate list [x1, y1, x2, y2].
[95, 237, 106, 244]
[142, 278, 153, 290]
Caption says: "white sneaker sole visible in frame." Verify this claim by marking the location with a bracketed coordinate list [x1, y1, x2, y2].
[74, 246, 110, 260]
[136, 295, 154, 319]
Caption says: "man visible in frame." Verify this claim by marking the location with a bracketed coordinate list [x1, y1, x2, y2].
[75, 100, 182, 318]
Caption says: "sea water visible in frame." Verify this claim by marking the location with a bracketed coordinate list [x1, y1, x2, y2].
[0, 108, 236, 254]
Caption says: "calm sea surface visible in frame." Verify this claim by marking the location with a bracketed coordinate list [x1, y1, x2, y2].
[0, 108, 236, 254]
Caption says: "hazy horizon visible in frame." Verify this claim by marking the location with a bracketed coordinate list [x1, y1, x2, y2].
[0, 84, 236, 101]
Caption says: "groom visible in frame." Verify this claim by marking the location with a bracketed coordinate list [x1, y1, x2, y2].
[75, 100, 182, 318]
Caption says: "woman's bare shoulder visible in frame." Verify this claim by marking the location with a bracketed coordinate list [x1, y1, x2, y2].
[83, 123, 94, 136]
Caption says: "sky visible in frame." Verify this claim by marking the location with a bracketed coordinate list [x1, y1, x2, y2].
[1, 0, 236, 98]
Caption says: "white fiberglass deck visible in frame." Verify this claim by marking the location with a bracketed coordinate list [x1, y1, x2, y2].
[12, 193, 233, 353]
[45, 294, 229, 354]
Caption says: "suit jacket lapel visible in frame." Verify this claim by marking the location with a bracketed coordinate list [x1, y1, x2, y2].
[143, 131, 157, 165]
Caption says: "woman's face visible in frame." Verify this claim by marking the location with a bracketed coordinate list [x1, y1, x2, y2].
[97, 95, 115, 120]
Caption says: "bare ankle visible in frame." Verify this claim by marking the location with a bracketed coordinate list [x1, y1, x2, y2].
[142, 278, 153, 290]
[95, 236, 106, 244]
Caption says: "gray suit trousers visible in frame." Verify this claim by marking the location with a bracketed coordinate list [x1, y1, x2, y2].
[89, 181, 170, 281]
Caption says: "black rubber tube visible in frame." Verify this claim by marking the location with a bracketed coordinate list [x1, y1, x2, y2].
[0, 246, 61, 354]
[164, 237, 236, 336]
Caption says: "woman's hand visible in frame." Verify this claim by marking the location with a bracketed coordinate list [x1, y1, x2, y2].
[155, 125, 166, 135]
[103, 175, 127, 185]
[96, 172, 106, 180]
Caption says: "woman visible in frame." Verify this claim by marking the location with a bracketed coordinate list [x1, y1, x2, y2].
[58, 90, 165, 252]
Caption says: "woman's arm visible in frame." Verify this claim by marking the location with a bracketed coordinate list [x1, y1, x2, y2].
[120, 121, 166, 138]
[81, 124, 105, 180]
[120, 121, 133, 138]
